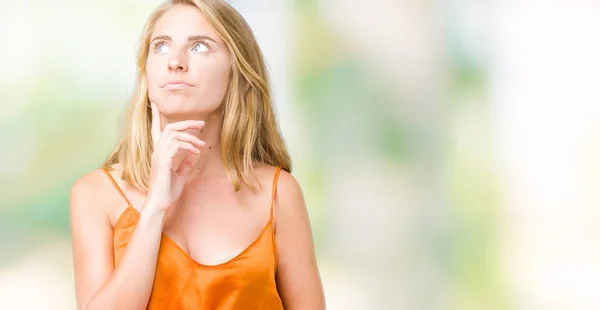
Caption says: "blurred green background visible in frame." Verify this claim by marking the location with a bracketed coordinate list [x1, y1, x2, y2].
[2, 1, 600, 309]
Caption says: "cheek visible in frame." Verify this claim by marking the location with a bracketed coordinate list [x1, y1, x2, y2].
[145, 59, 160, 84]
[195, 62, 231, 103]
[145, 58, 162, 100]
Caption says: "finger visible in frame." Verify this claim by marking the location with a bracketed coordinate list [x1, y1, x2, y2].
[177, 163, 194, 177]
[158, 126, 199, 153]
[166, 141, 201, 170]
[182, 152, 201, 166]
[173, 132, 206, 149]
[159, 120, 205, 150]
[177, 153, 201, 177]
[151, 102, 162, 147]
[162, 120, 205, 134]
[171, 141, 200, 171]
[168, 140, 200, 156]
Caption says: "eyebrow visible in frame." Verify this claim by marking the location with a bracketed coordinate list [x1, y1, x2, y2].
[150, 35, 218, 44]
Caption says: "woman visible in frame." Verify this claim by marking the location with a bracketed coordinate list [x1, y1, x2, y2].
[69, 0, 325, 309]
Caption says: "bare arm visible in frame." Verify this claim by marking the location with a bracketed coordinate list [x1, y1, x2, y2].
[70, 172, 164, 310]
[274, 171, 326, 309]
[71, 104, 206, 309]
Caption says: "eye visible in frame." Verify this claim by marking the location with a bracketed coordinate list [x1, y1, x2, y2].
[157, 43, 170, 53]
[192, 41, 209, 53]
[152, 41, 170, 53]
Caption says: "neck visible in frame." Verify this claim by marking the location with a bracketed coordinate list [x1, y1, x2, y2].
[162, 110, 225, 180]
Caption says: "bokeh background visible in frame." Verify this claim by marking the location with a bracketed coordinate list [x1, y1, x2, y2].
[1, 0, 600, 309]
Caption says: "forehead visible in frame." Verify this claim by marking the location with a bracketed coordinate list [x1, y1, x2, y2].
[152, 4, 222, 43]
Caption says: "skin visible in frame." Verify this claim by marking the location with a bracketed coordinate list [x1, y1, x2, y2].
[70, 4, 325, 310]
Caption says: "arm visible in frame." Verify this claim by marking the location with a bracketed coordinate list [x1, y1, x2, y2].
[71, 113, 205, 309]
[70, 170, 164, 310]
[274, 171, 326, 309]
[71, 107, 205, 309]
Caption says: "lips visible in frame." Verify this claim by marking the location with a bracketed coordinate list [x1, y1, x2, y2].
[161, 80, 194, 90]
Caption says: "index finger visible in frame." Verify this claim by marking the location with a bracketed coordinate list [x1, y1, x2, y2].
[150, 101, 162, 146]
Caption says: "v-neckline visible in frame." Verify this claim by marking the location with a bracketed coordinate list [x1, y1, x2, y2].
[113, 204, 273, 268]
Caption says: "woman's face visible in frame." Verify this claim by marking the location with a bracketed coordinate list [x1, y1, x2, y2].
[146, 4, 231, 119]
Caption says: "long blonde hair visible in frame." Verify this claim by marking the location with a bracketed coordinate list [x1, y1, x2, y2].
[104, 0, 291, 191]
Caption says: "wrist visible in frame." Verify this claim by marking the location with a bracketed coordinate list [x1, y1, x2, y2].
[142, 195, 169, 212]
[140, 201, 165, 222]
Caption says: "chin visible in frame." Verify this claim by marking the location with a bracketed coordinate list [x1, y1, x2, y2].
[158, 97, 221, 119]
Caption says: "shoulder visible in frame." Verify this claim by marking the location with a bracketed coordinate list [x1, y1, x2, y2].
[274, 168, 304, 202]
[69, 168, 116, 219]
[251, 164, 303, 198]
[252, 164, 307, 221]
[70, 169, 110, 201]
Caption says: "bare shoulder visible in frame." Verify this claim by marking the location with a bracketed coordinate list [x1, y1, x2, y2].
[70, 168, 121, 309]
[251, 164, 303, 197]
[69, 168, 116, 220]
[70, 169, 108, 203]
[251, 164, 306, 219]
[274, 169, 303, 199]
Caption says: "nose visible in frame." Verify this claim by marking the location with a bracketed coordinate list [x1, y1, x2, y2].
[168, 49, 187, 72]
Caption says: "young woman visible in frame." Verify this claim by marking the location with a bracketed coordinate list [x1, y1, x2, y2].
[69, 0, 325, 309]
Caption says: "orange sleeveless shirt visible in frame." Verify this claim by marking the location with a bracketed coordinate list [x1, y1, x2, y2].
[103, 167, 284, 309]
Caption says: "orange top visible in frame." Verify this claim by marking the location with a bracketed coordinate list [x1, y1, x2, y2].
[103, 167, 284, 309]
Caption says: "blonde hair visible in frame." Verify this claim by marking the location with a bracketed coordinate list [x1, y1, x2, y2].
[104, 0, 291, 191]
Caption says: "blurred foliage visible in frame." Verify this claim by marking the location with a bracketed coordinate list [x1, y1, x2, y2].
[0, 1, 511, 308]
